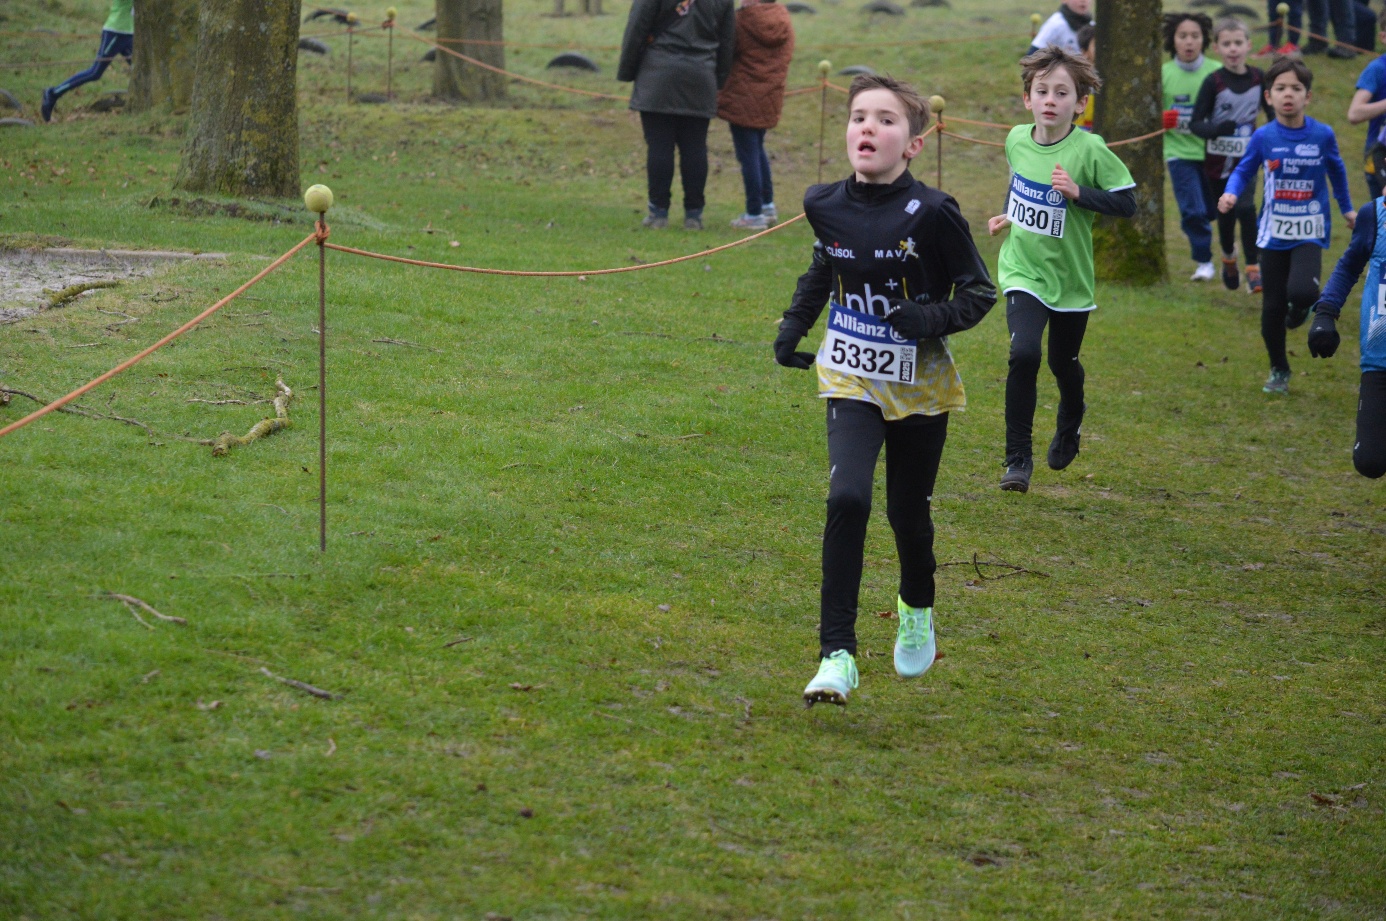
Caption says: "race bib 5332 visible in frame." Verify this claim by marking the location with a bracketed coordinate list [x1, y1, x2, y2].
[1007, 172, 1067, 238]
[818, 302, 917, 384]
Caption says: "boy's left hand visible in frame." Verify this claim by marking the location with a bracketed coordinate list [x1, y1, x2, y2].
[1344, 210, 1358, 230]
[1051, 165, 1080, 200]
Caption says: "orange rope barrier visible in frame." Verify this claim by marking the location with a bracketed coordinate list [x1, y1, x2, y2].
[406, 30, 627, 101]
[0, 231, 320, 442]
[3, 55, 125, 70]
[325, 213, 806, 278]
[939, 129, 1006, 149]
[1285, 25, 1375, 56]
[1108, 127, 1166, 147]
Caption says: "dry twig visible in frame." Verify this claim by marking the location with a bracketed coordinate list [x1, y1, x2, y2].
[371, 337, 441, 352]
[101, 592, 187, 626]
[938, 552, 1050, 581]
[259, 667, 341, 700]
[210, 377, 293, 456]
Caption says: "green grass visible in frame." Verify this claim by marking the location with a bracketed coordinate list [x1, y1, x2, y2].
[2, 1, 1384, 918]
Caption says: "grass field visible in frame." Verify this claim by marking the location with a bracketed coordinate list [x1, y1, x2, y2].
[2, 0, 1384, 918]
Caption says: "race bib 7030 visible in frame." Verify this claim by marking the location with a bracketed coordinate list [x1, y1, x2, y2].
[818, 302, 917, 384]
[1007, 172, 1067, 238]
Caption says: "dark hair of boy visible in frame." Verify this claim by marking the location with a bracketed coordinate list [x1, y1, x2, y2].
[1076, 23, 1096, 52]
[1265, 55, 1314, 91]
[1212, 16, 1249, 42]
[846, 73, 931, 138]
[1162, 12, 1213, 56]
[1019, 45, 1102, 99]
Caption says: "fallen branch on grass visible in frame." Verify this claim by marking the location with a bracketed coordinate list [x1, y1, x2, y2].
[210, 377, 292, 456]
[101, 592, 187, 628]
[46, 280, 119, 309]
[1, 387, 201, 442]
[938, 552, 1050, 581]
[371, 337, 441, 352]
[259, 666, 340, 700]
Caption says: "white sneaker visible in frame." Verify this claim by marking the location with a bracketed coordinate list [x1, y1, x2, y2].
[762, 203, 778, 223]
[1190, 261, 1215, 281]
[803, 649, 858, 706]
[729, 213, 768, 230]
[893, 597, 936, 678]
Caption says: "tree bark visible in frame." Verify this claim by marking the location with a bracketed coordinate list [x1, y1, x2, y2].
[434, 0, 506, 102]
[128, 0, 200, 114]
[1093, 0, 1165, 284]
[175, 0, 302, 198]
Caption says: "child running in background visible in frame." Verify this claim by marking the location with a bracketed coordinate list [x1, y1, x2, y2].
[1190, 18, 1272, 293]
[1219, 57, 1356, 395]
[1030, 0, 1092, 56]
[40, 0, 132, 123]
[1346, 10, 1386, 200]
[1076, 24, 1097, 131]
[988, 46, 1136, 494]
[773, 74, 996, 706]
[1162, 12, 1221, 281]
[1305, 191, 1386, 478]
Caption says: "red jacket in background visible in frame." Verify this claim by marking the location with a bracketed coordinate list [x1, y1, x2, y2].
[716, 1, 795, 129]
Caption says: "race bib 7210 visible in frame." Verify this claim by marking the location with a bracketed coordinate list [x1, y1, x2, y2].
[818, 302, 917, 384]
[1007, 172, 1067, 238]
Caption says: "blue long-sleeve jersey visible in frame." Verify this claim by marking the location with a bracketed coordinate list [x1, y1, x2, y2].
[1225, 117, 1354, 251]
[1316, 197, 1386, 373]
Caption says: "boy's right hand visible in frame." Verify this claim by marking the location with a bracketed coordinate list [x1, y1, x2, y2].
[774, 326, 815, 369]
[987, 214, 1012, 236]
[1217, 192, 1237, 214]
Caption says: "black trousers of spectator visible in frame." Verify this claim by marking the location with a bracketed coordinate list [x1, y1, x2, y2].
[1355, 371, 1386, 478]
[819, 399, 948, 657]
[1005, 291, 1090, 460]
[1260, 244, 1323, 372]
[639, 112, 709, 215]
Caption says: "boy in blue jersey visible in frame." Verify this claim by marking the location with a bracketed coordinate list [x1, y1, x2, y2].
[41, 0, 133, 123]
[1346, 10, 1386, 198]
[1219, 57, 1356, 394]
[1305, 199, 1386, 477]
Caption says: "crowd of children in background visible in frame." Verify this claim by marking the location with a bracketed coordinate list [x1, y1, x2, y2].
[776, 1, 1383, 706]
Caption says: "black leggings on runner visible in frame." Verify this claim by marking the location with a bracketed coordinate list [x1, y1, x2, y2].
[1209, 176, 1259, 264]
[820, 399, 948, 657]
[639, 112, 709, 215]
[1005, 291, 1090, 460]
[1355, 370, 1386, 478]
[1259, 244, 1322, 372]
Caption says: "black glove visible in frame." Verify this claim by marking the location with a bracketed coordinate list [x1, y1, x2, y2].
[1307, 310, 1340, 358]
[883, 299, 942, 340]
[1214, 120, 1239, 138]
[774, 325, 815, 369]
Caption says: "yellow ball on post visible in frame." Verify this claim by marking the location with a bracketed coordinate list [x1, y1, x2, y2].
[1031, 12, 1042, 26]
[1276, 2, 1289, 16]
[385, 5, 397, 20]
[929, 95, 946, 115]
[818, 60, 832, 77]
[304, 184, 334, 215]
[346, 11, 359, 23]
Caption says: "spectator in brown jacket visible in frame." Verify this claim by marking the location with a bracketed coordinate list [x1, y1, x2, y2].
[717, 0, 795, 229]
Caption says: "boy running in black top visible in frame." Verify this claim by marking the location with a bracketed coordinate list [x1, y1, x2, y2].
[1190, 17, 1272, 293]
[774, 74, 996, 706]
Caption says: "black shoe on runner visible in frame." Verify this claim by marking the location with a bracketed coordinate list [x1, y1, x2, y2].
[1047, 402, 1085, 471]
[999, 455, 1033, 492]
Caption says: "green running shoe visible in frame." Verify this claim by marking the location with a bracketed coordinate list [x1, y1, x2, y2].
[803, 649, 858, 707]
[1263, 368, 1290, 394]
[894, 596, 936, 678]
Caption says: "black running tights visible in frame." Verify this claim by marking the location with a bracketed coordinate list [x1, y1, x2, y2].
[1356, 370, 1386, 479]
[1208, 176, 1259, 264]
[1005, 291, 1090, 460]
[1259, 244, 1322, 372]
[820, 399, 948, 657]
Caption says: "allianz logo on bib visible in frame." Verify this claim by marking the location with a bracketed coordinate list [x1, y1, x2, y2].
[831, 302, 912, 343]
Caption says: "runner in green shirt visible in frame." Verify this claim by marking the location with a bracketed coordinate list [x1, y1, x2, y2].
[1161, 12, 1220, 280]
[988, 46, 1136, 493]
[41, 0, 133, 122]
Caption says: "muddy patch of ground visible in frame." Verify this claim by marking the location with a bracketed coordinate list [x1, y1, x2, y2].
[0, 248, 226, 324]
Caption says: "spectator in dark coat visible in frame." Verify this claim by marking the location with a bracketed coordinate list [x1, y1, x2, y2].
[717, 0, 795, 230]
[618, 0, 737, 229]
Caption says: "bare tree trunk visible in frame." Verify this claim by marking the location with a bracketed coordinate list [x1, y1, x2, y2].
[175, 0, 302, 198]
[128, 0, 200, 114]
[1093, 0, 1165, 284]
[434, 0, 506, 102]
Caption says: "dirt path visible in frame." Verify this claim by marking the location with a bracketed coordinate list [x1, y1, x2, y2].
[0, 248, 226, 325]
